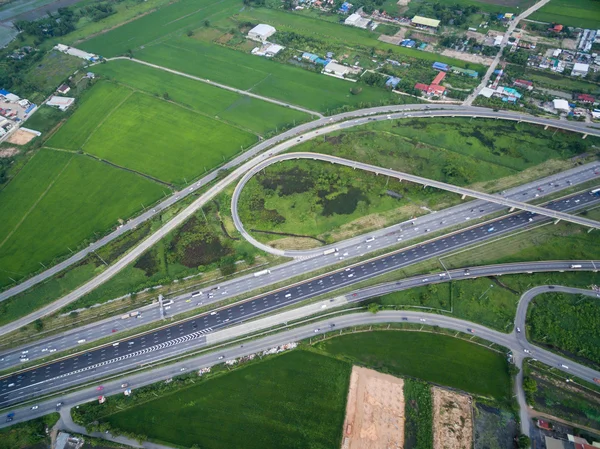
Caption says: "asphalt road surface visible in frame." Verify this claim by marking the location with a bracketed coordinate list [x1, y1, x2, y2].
[2, 301, 599, 431]
[1, 188, 598, 372]
[231, 152, 600, 256]
[2, 104, 600, 335]
[0, 190, 598, 407]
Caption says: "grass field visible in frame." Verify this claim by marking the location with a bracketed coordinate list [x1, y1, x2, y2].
[82, 91, 256, 184]
[316, 331, 511, 400]
[529, 0, 600, 29]
[405, 0, 536, 15]
[0, 149, 164, 288]
[528, 292, 600, 367]
[103, 351, 350, 449]
[47, 81, 133, 150]
[23, 104, 65, 135]
[404, 379, 433, 449]
[135, 37, 403, 113]
[523, 68, 600, 95]
[0, 413, 59, 449]
[92, 59, 312, 134]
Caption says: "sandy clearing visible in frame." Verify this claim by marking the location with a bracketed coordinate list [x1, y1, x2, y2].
[440, 49, 495, 65]
[432, 387, 473, 449]
[341, 366, 405, 449]
[0, 146, 19, 157]
[6, 129, 36, 145]
[269, 236, 322, 250]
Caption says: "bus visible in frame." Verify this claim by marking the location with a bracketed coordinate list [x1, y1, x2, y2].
[590, 188, 600, 196]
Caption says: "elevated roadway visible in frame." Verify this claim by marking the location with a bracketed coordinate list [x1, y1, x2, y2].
[231, 152, 600, 257]
[1, 106, 600, 336]
[0, 191, 597, 406]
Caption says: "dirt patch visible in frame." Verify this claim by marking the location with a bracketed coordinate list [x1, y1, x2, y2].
[396, 0, 410, 5]
[341, 366, 405, 449]
[0, 146, 19, 157]
[378, 28, 407, 45]
[269, 236, 322, 250]
[411, 31, 439, 44]
[466, 31, 487, 44]
[441, 49, 494, 65]
[6, 129, 37, 145]
[432, 387, 473, 449]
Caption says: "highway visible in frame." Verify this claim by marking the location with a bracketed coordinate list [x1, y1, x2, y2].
[2, 104, 600, 334]
[231, 152, 600, 257]
[0, 190, 598, 407]
[2, 291, 600, 433]
[1, 175, 598, 370]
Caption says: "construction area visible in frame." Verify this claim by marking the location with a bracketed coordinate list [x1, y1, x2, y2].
[432, 387, 473, 449]
[341, 366, 406, 449]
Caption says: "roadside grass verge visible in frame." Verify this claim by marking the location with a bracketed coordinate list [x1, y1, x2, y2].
[404, 378, 433, 449]
[527, 292, 600, 368]
[0, 149, 164, 290]
[314, 330, 512, 400]
[93, 59, 313, 135]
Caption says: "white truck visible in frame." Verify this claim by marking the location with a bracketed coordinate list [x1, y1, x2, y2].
[323, 248, 339, 255]
[253, 269, 271, 277]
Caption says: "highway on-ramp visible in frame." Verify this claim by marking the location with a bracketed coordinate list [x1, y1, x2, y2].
[0, 189, 597, 407]
[2, 106, 600, 337]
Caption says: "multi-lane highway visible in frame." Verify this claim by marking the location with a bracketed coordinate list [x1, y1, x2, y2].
[0, 189, 598, 408]
[2, 105, 600, 336]
[1, 169, 598, 368]
[231, 152, 600, 256]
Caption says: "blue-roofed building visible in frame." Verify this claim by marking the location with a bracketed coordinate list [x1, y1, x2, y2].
[386, 76, 401, 88]
[432, 62, 450, 71]
[340, 1, 352, 12]
[0, 89, 10, 96]
[315, 58, 328, 65]
[419, 42, 427, 50]
[406, 40, 416, 48]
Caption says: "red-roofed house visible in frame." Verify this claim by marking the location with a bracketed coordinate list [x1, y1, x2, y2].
[513, 79, 533, 90]
[414, 83, 429, 92]
[537, 419, 551, 430]
[577, 94, 595, 103]
[574, 443, 595, 449]
[551, 24, 563, 32]
[432, 71, 446, 85]
[427, 84, 446, 95]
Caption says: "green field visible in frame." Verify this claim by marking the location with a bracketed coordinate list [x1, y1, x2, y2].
[0, 413, 59, 449]
[102, 351, 350, 449]
[92, 60, 313, 134]
[528, 293, 600, 367]
[47, 81, 133, 150]
[22, 104, 65, 135]
[0, 149, 164, 288]
[316, 331, 511, 400]
[82, 91, 256, 184]
[406, 0, 537, 14]
[523, 68, 600, 95]
[529, 0, 600, 29]
[404, 379, 433, 449]
[134, 37, 402, 113]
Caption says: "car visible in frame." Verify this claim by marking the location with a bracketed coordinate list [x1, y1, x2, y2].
[41, 348, 48, 352]
[284, 293, 292, 298]
[467, 328, 475, 333]
[464, 269, 470, 275]
[348, 274, 354, 278]
[56, 402, 63, 410]
[345, 268, 351, 271]
[218, 355, 224, 360]
[7, 383, 14, 387]
[31, 405, 39, 410]
[164, 305, 171, 310]
[180, 367, 186, 372]
[424, 228, 430, 232]
[439, 273, 446, 277]
[96, 386, 104, 391]
[487, 227, 495, 232]
[210, 312, 217, 315]
[330, 324, 335, 328]
[185, 299, 191, 303]
[523, 349, 530, 354]
[121, 383, 129, 388]
[548, 286, 555, 289]
[516, 327, 521, 333]
[128, 341, 134, 345]
[112, 329, 117, 333]
[314, 328, 320, 333]
[21, 350, 28, 355]
[528, 218, 533, 222]
[561, 364, 569, 369]
[342, 252, 349, 256]
[224, 318, 230, 322]
[19, 357, 29, 362]
[419, 318, 426, 322]
[49, 349, 57, 353]
[401, 317, 408, 321]
[5, 417, 13, 423]
[421, 278, 429, 283]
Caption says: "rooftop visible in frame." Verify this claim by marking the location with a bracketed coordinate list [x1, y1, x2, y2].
[411, 16, 440, 28]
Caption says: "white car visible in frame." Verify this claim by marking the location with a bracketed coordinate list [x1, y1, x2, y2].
[31, 405, 39, 410]
[49, 349, 57, 353]
[210, 312, 217, 315]
[218, 355, 224, 360]
[523, 349, 530, 354]
[561, 364, 569, 369]
[348, 274, 354, 278]
[314, 328, 320, 333]
[284, 293, 292, 298]
[419, 318, 426, 322]
[41, 348, 48, 352]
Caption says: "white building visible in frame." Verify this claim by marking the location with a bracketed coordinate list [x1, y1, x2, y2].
[322, 61, 360, 79]
[344, 13, 370, 29]
[553, 98, 570, 112]
[47, 96, 75, 111]
[251, 43, 285, 57]
[571, 62, 589, 77]
[54, 44, 99, 61]
[247, 24, 276, 43]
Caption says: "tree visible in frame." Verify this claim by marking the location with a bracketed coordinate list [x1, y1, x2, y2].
[163, 92, 170, 101]
[517, 434, 531, 449]
[203, 19, 210, 27]
[367, 303, 379, 314]
[33, 319, 44, 332]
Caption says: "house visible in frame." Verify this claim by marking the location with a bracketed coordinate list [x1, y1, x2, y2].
[345, 13, 370, 29]
[571, 62, 589, 77]
[577, 93, 595, 103]
[47, 96, 75, 111]
[57, 84, 71, 95]
[86, 72, 95, 79]
[536, 419, 551, 430]
[247, 24, 276, 43]
[553, 98, 571, 112]
[414, 82, 446, 96]
[513, 79, 533, 90]
[386, 77, 401, 88]
[323, 61, 360, 78]
[54, 44, 99, 62]
[411, 15, 440, 30]
[251, 43, 284, 57]
[432, 62, 449, 71]
[550, 24, 563, 32]
[339, 1, 352, 13]
[432, 71, 446, 85]
[494, 35, 503, 46]
[450, 66, 478, 78]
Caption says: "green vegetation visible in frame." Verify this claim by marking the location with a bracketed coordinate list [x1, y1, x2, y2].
[93, 59, 312, 134]
[316, 331, 511, 400]
[47, 81, 132, 150]
[524, 362, 600, 430]
[83, 91, 256, 184]
[404, 379, 433, 449]
[0, 413, 59, 449]
[519, 67, 600, 95]
[529, 0, 600, 29]
[407, 0, 536, 15]
[20, 104, 64, 135]
[528, 292, 600, 368]
[0, 149, 164, 288]
[78, 350, 351, 449]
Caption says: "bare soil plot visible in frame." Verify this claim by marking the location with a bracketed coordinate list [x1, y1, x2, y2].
[432, 387, 473, 449]
[0, 147, 19, 157]
[441, 49, 494, 65]
[6, 129, 37, 145]
[341, 366, 405, 449]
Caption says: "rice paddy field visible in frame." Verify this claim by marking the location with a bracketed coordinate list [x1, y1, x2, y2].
[0, 149, 165, 288]
[529, 0, 600, 29]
